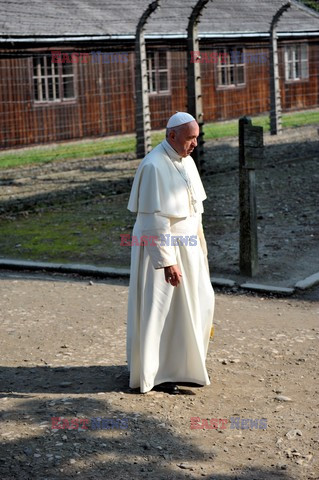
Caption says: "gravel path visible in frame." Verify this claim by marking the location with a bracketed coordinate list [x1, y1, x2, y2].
[0, 270, 318, 479]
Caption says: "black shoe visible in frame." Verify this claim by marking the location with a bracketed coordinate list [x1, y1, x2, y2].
[153, 382, 180, 395]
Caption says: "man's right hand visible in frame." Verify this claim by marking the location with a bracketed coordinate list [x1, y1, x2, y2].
[164, 265, 182, 287]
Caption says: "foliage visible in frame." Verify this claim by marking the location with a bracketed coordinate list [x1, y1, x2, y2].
[298, 0, 319, 12]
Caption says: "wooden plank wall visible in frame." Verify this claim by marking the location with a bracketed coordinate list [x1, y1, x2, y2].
[147, 43, 272, 126]
[149, 50, 188, 130]
[0, 39, 318, 149]
[0, 49, 136, 148]
[0, 54, 83, 147]
[280, 42, 319, 111]
[201, 45, 271, 121]
[149, 41, 318, 127]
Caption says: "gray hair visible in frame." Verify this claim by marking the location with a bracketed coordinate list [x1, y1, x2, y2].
[166, 124, 183, 139]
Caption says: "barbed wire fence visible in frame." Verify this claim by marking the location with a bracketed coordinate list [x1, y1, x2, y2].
[0, 2, 318, 154]
[1, 47, 317, 148]
[0, 47, 317, 146]
[0, 45, 319, 148]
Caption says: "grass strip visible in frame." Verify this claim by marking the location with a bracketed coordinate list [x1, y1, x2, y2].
[0, 110, 318, 169]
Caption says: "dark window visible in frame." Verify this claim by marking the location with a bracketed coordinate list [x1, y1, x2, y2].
[32, 55, 76, 103]
[147, 51, 170, 94]
[216, 47, 245, 88]
[284, 44, 308, 81]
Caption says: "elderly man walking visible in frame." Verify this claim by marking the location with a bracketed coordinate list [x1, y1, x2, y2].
[126, 112, 214, 394]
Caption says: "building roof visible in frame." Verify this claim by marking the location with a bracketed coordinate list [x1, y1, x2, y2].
[0, 0, 318, 42]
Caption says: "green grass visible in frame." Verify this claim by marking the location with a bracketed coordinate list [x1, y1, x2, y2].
[0, 136, 136, 169]
[204, 110, 319, 138]
[0, 110, 318, 169]
[204, 114, 272, 138]
[0, 196, 133, 267]
[281, 110, 319, 128]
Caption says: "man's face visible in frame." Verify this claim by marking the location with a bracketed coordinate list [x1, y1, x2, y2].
[168, 120, 199, 158]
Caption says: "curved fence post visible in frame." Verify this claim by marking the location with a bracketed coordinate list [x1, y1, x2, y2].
[135, 1, 160, 158]
[269, 2, 291, 135]
[187, 0, 210, 172]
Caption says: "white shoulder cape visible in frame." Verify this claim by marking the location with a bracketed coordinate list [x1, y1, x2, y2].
[127, 142, 206, 217]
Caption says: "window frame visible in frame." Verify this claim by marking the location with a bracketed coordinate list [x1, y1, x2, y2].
[284, 43, 309, 83]
[30, 54, 77, 106]
[147, 50, 171, 96]
[215, 47, 246, 90]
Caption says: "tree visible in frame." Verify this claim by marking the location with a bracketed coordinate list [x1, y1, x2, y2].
[298, 0, 319, 12]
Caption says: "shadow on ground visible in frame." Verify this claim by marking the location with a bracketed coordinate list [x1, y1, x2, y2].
[0, 365, 129, 395]
[0, 390, 295, 479]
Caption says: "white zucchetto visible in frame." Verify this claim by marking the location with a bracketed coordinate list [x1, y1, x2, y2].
[166, 112, 196, 129]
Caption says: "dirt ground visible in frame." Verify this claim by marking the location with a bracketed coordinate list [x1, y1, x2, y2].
[0, 270, 318, 480]
[0, 123, 318, 286]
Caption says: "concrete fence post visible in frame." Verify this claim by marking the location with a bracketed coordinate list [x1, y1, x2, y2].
[269, 2, 291, 135]
[239, 116, 263, 276]
[135, 1, 160, 158]
[187, 0, 210, 172]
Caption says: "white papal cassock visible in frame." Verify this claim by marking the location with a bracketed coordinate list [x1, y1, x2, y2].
[126, 139, 214, 393]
